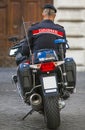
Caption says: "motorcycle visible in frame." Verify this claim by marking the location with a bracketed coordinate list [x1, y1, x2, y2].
[8, 23, 76, 130]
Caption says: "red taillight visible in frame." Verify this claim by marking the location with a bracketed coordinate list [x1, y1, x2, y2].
[40, 62, 55, 72]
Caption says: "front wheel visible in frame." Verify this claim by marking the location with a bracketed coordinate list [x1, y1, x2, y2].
[44, 95, 60, 129]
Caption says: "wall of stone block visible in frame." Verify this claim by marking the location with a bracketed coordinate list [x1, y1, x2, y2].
[54, 0, 85, 70]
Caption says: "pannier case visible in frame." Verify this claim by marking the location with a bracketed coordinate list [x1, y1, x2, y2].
[65, 58, 76, 89]
[17, 63, 32, 97]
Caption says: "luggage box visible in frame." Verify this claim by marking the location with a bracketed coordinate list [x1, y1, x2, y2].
[17, 63, 32, 97]
[65, 58, 76, 89]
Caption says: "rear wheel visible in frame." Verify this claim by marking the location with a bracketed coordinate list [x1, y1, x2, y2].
[44, 95, 60, 129]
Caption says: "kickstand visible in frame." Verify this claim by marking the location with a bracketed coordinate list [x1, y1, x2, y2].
[22, 109, 34, 120]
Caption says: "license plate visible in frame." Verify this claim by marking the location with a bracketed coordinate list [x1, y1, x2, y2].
[42, 76, 57, 90]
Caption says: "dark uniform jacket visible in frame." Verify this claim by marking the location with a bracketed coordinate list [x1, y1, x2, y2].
[28, 19, 67, 57]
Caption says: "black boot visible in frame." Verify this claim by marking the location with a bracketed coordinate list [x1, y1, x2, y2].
[12, 75, 17, 84]
[62, 90, 70, 100]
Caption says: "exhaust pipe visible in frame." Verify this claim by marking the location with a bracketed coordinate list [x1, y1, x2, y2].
[30, 93, 42, 111]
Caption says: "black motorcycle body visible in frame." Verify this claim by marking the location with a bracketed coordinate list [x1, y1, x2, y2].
[9, 37, 76, 129]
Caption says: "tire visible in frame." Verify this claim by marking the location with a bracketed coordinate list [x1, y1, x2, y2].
[44, 95, 60, 129]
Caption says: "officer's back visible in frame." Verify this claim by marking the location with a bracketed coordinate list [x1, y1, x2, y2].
[28, 4, 66, 55]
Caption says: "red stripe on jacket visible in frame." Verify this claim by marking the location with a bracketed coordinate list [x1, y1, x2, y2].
[32, 28, 64, 37]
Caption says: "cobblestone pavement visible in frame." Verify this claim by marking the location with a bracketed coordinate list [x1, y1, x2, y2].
[0, 68, 85, 130]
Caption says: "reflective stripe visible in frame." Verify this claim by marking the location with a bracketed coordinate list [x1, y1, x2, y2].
[32, 28, 64, 37]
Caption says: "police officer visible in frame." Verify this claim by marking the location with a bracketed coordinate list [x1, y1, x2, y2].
[28, 4, 67, 59]
[28, 4, 69, 102]
[16, 4, 69, 104]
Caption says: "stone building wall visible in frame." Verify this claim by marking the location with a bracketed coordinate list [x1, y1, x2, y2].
[54, 0, 85, 71]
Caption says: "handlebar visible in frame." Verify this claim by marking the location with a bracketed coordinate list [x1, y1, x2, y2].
[11, 43, 22, 49]
[54, 39, 70, 49]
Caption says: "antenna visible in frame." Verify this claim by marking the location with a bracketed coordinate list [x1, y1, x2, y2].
[22, 16, 32, 55]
